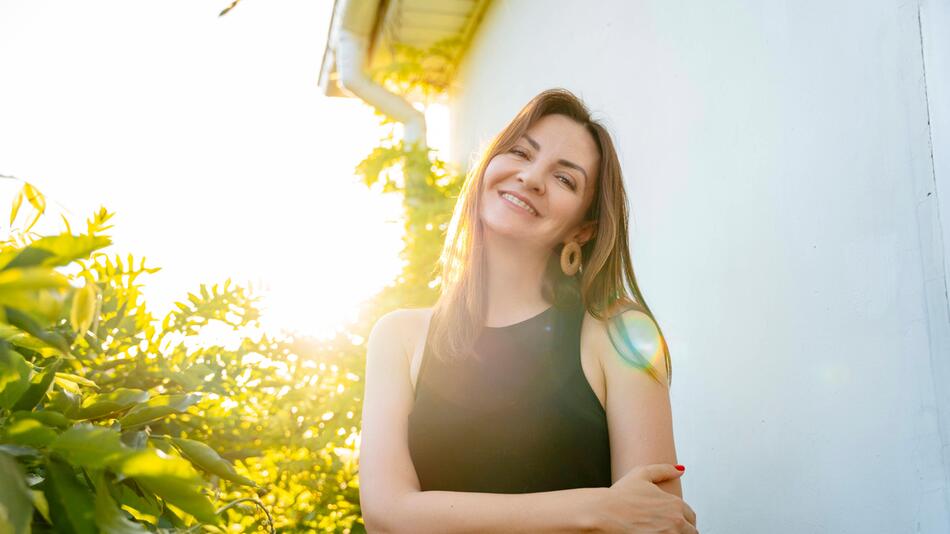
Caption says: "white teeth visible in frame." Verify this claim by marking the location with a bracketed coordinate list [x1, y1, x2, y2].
[501, 193, 537, 216]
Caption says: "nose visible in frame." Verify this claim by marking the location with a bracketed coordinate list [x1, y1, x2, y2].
[517, 164, 545, 194]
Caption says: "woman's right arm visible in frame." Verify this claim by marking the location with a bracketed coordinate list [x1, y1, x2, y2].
[358, 309, 696, 534]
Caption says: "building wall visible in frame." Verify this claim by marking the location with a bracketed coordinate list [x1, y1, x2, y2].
[447, 1, 950, 532]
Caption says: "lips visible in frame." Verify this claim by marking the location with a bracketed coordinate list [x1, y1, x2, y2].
[499, 190, 539, 216]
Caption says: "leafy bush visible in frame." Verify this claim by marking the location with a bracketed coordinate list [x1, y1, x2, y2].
[0, 36, 464, 530]
[0, 182, 366, 532]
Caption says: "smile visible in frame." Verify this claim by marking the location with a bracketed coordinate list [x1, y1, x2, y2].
[499, 192, 538, 216]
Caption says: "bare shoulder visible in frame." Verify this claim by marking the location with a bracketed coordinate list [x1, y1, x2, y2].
[367, 307, 434, 365]
[579, 310, 614, 370]
[580, 305, 669, 381]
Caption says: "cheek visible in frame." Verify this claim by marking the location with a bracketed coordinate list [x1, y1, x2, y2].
[550, 190, 587, 219]
[482, 157, 506, 188]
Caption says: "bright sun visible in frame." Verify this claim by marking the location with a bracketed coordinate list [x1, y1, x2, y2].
[0, 2, 452, 342]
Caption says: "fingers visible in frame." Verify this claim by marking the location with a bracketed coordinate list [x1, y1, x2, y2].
[636, 463, 686, 483]
[682, 500, 697, 526]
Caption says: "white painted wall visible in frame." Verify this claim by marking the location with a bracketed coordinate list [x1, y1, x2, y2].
[447, 1, 950, 532]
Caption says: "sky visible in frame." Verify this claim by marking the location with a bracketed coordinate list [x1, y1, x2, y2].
[0, 0, 441, 339]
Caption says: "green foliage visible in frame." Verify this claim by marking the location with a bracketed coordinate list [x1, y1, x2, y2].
[0, 181, 367, 532]
[369, 37, 464, 103]
[0, 28, 468, 533]
[355, 132, 463, 310]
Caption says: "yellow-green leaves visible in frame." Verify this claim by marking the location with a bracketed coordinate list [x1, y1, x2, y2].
[9, 181, 45, 234]
[11, 357, 62, 411]
[115, 449, 218, 524]
[45, 458, 97, 534]
[2, 417, 58, 447]
[0, 266, 69, 292]
[118, 393, 200, 428]
[0, 269, 71, 335]
[70, 281, 99, 335]
[77, 388, 149, 420]
[0, 343, 31, 410]
[93, 475, 149, 534]
[0, 182, 280, 531]
[0, 452, 34, 534]
[170, 437, 257, 488]
[4, 234, 111, 271]
[9, 409, 70, 429]
[2, 308, 69, 355]
[46, 425, 226, 525]
[0, 323, 67, 357]
[49, 424, 130, 470]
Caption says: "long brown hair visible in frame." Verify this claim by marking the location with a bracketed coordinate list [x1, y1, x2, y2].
[428, 88, 672, 386]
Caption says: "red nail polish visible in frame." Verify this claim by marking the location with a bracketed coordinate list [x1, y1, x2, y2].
[675, 464, 685, 471]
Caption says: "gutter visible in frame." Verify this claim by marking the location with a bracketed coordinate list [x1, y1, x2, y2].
[326, 0, 427, 149]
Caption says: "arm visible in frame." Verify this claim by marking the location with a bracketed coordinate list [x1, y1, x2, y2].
[392, 488, 608, 534]
[358, 309, 607, 534]
[583, 309, 681, 497]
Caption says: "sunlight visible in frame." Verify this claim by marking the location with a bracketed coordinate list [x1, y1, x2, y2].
[251, 185, 406, 340]
[0, 1, 448, 343]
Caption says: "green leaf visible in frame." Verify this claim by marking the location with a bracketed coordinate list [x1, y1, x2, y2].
[114, 449, 218, 524]
[121, 430, 148, 450]
[1, 418, 58, 447]
[0, 266, 70, 293]
[11, 357, 62, 411]
[0, 452, 33, 534]
[77, 388, 149, 420]
[2, 307, 69, 355]
[9, 184, 24, 227]
[0, 323, 67, 357]
[170, 437, 257, 487]
[46, 388, 81, 418]
[0, 343, 31, 410]
[9, 410, 70, 429]
[6, 181, 46, 234]
[49, 423, 131, 469]
[94, 474, 148, 534]
[109, 482, 161, 524]
[54, 372, 98, 389]
[118, 394, 200, 428]
[20, 182, 42, 210]
[45, 457, 97, 534]
[69, 282, 99, 336]
[30, 489, 51, 523]
[3, 234, 111, 271]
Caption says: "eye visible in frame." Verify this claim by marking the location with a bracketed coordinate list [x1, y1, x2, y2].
[556, 174, 577, 191]
[510, 147, 529, 158]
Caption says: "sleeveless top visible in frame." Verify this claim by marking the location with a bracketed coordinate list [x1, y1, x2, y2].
[407, 298, 612, 493]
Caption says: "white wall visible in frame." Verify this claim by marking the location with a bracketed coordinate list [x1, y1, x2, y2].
[448, 1, 950, 532]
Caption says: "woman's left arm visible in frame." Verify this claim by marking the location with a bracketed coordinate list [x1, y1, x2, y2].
[585, 309, 681, 498]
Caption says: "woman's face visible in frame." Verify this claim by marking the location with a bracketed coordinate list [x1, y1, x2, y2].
[479, 113, 600, 249]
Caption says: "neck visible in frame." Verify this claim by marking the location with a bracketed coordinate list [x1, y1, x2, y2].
[482, 229, 552, 327]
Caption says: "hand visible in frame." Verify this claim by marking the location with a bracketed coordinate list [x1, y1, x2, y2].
[595, 464, 697, 533]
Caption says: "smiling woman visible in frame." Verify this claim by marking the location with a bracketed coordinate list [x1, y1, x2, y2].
[358, 88, 697, 532]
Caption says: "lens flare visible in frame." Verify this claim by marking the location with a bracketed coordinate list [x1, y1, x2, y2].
[605, 310, 665, 372]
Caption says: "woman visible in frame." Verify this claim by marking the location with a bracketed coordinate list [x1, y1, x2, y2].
[359, 88, 698, 533]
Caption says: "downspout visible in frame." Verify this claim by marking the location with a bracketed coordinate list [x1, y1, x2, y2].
[335, 0, 427, 149]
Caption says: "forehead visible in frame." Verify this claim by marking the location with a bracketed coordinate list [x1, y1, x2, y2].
[523, 114, 599, 177]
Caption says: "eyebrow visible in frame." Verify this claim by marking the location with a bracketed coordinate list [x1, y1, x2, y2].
[521, 133, 589, 183]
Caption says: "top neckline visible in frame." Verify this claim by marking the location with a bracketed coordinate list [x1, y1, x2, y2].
[483, 305, 555, 330]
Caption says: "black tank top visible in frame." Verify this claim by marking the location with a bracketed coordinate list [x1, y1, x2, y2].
[407, 298, 612, 493]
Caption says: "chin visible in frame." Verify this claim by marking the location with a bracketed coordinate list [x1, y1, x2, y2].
[480, 210, 535, 242]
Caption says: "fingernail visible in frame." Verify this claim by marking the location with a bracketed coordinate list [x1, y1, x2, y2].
[674, 464, 685, 471]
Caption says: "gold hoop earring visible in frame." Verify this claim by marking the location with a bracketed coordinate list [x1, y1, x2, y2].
[560, 241, 582, 276]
